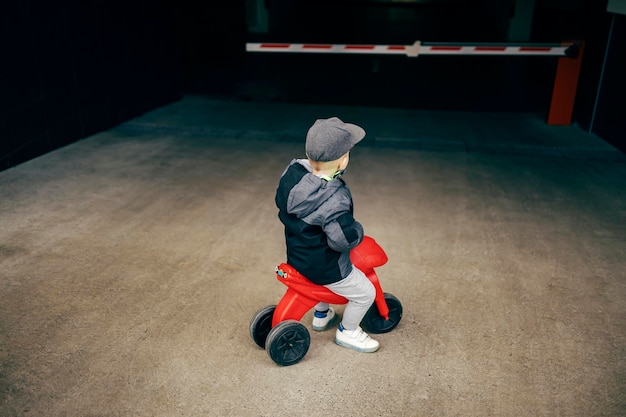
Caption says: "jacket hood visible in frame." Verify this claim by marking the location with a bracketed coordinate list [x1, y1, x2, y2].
[287, 159, 343, 218]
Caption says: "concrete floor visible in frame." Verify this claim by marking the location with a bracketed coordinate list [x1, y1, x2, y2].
[1, 96, 625, 417]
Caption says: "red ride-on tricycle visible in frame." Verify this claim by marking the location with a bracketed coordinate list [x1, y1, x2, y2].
[250, 236, 403, 366]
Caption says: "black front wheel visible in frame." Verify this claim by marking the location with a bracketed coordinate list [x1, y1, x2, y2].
[265, 320, 310, 366]
[361, 293, 402, 334]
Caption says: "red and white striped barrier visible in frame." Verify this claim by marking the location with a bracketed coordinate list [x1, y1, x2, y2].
[246, 41, 578, 58]
[246, 39, 583, 126]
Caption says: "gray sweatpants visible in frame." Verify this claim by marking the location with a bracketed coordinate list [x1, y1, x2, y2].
[314, 266, 376, 331]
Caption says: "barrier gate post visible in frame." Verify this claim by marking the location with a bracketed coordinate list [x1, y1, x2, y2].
[547, 41, 585, 125]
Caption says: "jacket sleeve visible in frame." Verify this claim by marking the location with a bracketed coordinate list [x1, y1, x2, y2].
[321, 192, 364, 253]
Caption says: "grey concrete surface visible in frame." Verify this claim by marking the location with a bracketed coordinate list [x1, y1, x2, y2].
[1, 96, 625, 417]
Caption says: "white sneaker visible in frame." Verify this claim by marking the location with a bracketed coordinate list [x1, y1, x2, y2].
[312, 307, 338, 331]
[334, 323, 380, 353]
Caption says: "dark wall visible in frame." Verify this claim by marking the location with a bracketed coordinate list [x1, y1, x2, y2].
[0, 0, 181, 171]
[175, 1, 247, 94]
[587, 13, 626, 152]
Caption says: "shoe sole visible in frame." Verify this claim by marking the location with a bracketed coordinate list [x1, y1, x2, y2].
[312, 313, 339, 331]
[334, 337, 380, 353]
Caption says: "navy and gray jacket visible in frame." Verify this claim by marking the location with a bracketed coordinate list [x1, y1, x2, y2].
[275, 159, 364, 285]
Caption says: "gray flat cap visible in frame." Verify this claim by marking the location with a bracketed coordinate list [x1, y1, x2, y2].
[305, 117, 366, 162]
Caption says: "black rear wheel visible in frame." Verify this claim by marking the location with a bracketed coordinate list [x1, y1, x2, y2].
[249, 305, 276, 348]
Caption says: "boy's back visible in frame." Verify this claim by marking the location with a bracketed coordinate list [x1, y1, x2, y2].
[275, 158, 363, 285]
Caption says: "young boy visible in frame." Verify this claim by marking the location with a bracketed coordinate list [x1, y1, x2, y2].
[275, 117, 379, 353]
